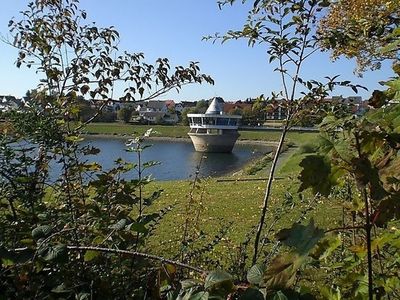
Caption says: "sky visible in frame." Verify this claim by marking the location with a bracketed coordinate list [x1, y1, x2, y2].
[0, 0, 395, 102]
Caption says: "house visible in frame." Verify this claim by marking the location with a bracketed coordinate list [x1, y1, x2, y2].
[174, 102, 184, 113]
[265, 100, 288, 120]
[0, 96, 22, 112]
[145, 100, 168, 113]
[180, 101, 197, 110]
[329, 96, 367, 116]
[165, 100, 175, 109]
[135, 100, 178, 124]
[140, 111, 166, 124]
[223, 101, 253, 114]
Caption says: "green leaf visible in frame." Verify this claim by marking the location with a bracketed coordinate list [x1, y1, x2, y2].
[375, 194, 400, 226]
[84, 250, 100, 262]
[42, 244, 68, 263]
[204, 270, 234, 295]
[351, 157, 387, 201]
[144, 190, 163, 206]
[128, 222, 148, 234]
[32, 225, 52, 240]
[65, 135, 84, 143]
[276, 219, 324, 255]
[142, 160, 161, 170]
[190, 291, 209, 300]
[368, 90, 388, 108]
[298, 155, 332, 197]
[247, 264, 265, 285]
[51, 283, 73, 294]
[181, 279, 202, 290]
[240, 288, 264, 300]
[1, 247, 34, 266]
[77, 293, 90, 300]
[272, 291, 288, 300]
[311, 234, 341, 261]
[264, 253, 303, 290]
[110, 219, 127, 230]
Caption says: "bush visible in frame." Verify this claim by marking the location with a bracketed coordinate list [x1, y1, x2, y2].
[94, 111, 117, 122]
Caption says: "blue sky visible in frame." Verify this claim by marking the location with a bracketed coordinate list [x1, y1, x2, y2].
[0, 0, 394, 101]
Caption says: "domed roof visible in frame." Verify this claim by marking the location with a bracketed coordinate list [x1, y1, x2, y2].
[205, 97, 223, 114]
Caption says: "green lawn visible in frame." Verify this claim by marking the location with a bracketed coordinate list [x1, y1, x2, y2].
[85, 122, 334, 268]
[84, 123, 188, 137]
[146, 175, 341, 268]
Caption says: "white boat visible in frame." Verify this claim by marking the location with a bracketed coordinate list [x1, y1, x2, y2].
[187, 97, 242, 152]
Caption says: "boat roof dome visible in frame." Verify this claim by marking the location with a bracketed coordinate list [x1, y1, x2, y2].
[205, 97, 224, 114]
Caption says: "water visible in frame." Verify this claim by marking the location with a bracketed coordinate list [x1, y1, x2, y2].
[80, 136, 270, 180]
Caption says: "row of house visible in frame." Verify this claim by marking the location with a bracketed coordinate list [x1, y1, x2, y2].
[94, 99, 187, 124]
[1, 94, 369, 123]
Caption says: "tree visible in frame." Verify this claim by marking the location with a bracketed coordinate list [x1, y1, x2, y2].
[195, 99, 209, 113]
[117, 106, 134, 123]
[181, 107, 197, 125]
[208, 1, 398, 299]
[0, 0, 213, 298]
[213, 0, 360, 266]
[242, 106, 257, 125]
[318, 0, 400, 72]
[228, 107, 243, 115]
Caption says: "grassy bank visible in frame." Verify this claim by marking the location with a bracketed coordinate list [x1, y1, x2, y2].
[85, 122, 331, 267]
[146, 174, 340, 267]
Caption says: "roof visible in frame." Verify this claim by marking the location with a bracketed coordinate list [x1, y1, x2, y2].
[205, 97, 224, 114]
[140, 111, 165, 118]
[223, 102, 252, 113]
[146, 100, 167, 110]
[180, 101, 197, 108]
[165, 100, 175, 107]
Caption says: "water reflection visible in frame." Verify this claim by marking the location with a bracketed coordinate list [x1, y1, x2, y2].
[188, 151, 242, 178]
[7, 137, 271, 182]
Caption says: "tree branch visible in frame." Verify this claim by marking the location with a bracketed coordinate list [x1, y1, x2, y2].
[66, 245, 206, 274]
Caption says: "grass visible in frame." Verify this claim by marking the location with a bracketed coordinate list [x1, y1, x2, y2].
[86, 122, 335, 268]
[139, 131, 338, 269]
[84, 123, 188, 137]
[146, 175, 341, 268]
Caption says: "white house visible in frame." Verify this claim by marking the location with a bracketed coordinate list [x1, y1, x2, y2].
[0, 96, 21, 112]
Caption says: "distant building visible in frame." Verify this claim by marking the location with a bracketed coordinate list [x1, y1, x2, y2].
[223, 101, 252, 114]
[180, 101, 197, 110]
[265, 100, 288, 120]
[0, 95, 22, 112]
[174, 102, 184, 113]
[136, 100, 178, 124]
[145, 100, 168, 113]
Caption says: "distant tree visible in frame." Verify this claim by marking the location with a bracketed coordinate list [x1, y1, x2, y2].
[181, 107, 197, 125]
[242, 106, 257, 125]
[228, 107, 243, 115]
[95, 111, 117, 122]
[117, 106, 134, 123]
[167, 105, 176, 114]
[73, 98, 95, 122]
[195, 99, 208, 113]
[155, 115, 165, 124]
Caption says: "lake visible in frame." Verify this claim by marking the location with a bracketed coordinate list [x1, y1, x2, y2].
[81, 136, 271, 180]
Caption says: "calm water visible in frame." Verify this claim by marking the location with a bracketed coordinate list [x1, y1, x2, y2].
[80, 136, 270, 180]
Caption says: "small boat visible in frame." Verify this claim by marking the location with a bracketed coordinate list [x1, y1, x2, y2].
[187, 97, 242, 152]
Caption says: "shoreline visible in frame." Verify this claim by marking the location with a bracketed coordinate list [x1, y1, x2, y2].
[82, 133, 279, 147]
